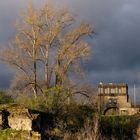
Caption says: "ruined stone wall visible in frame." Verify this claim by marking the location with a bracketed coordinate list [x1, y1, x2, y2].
[116, 96, 131, 108]
[8, 115, 32, 131]
[7, 106, 33, 131]
[0, 104, 41, 139]
[120, 108, 139, 115]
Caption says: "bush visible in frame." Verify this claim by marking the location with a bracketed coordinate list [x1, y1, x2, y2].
[0, 91, 14, 104]
[100, 115, 140, 140]
[0, 128, 30, 140]
[40, 103, 96, 139]
[0, 128, 40, 140]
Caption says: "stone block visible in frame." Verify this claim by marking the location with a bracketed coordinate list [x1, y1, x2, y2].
[8, 115, 32, 131]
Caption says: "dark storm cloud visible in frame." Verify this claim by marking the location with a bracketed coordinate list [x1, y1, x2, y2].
[0, 0, 140, 90]
[77, 0, 140, 87]
[0, 64, 13, 89]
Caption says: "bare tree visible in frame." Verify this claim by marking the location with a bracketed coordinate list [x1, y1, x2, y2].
[55, 23, 93, 86]
[0, 2, 42, 98]
[0, 1, 94, 99]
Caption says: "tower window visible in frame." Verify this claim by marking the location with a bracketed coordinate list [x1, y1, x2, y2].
[119, 88, 121, 94]
[111, 88, 115, 94]
[105, 88, 108, 94]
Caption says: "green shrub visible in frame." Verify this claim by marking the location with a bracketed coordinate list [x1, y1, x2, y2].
[0, 91, 14, 104]
[100, 115, 140, 140]
[0, 128, 30, 140]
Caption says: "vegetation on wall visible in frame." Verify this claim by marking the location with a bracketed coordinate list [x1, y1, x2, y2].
[0, 128, 40, 140]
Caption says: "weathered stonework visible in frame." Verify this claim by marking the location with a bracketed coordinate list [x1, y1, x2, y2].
[7, 106, 32, 131]
[0, 104, 43, 139]
[98, 82, 139, 115]
[8, 115, 32, 131]
[0, 104, 41, 131]
[30, 131, 41, 140]
[0, 111, 2, 129]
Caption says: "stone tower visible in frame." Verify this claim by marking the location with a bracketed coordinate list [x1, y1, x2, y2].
[98, 82, 138, 115]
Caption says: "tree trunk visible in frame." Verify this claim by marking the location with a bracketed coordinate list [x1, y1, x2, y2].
[45, 45, 49, 88]
[32, 29, 37, 99]
[55, 59, 62, 86]
[33, 47, 37, 99]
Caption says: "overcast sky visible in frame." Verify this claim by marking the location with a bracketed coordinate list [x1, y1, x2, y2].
[0, 0, 140, 101]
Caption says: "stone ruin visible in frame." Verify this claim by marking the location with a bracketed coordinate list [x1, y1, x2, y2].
[0, 104, 41, 139]
[98, 82, 139, 115]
